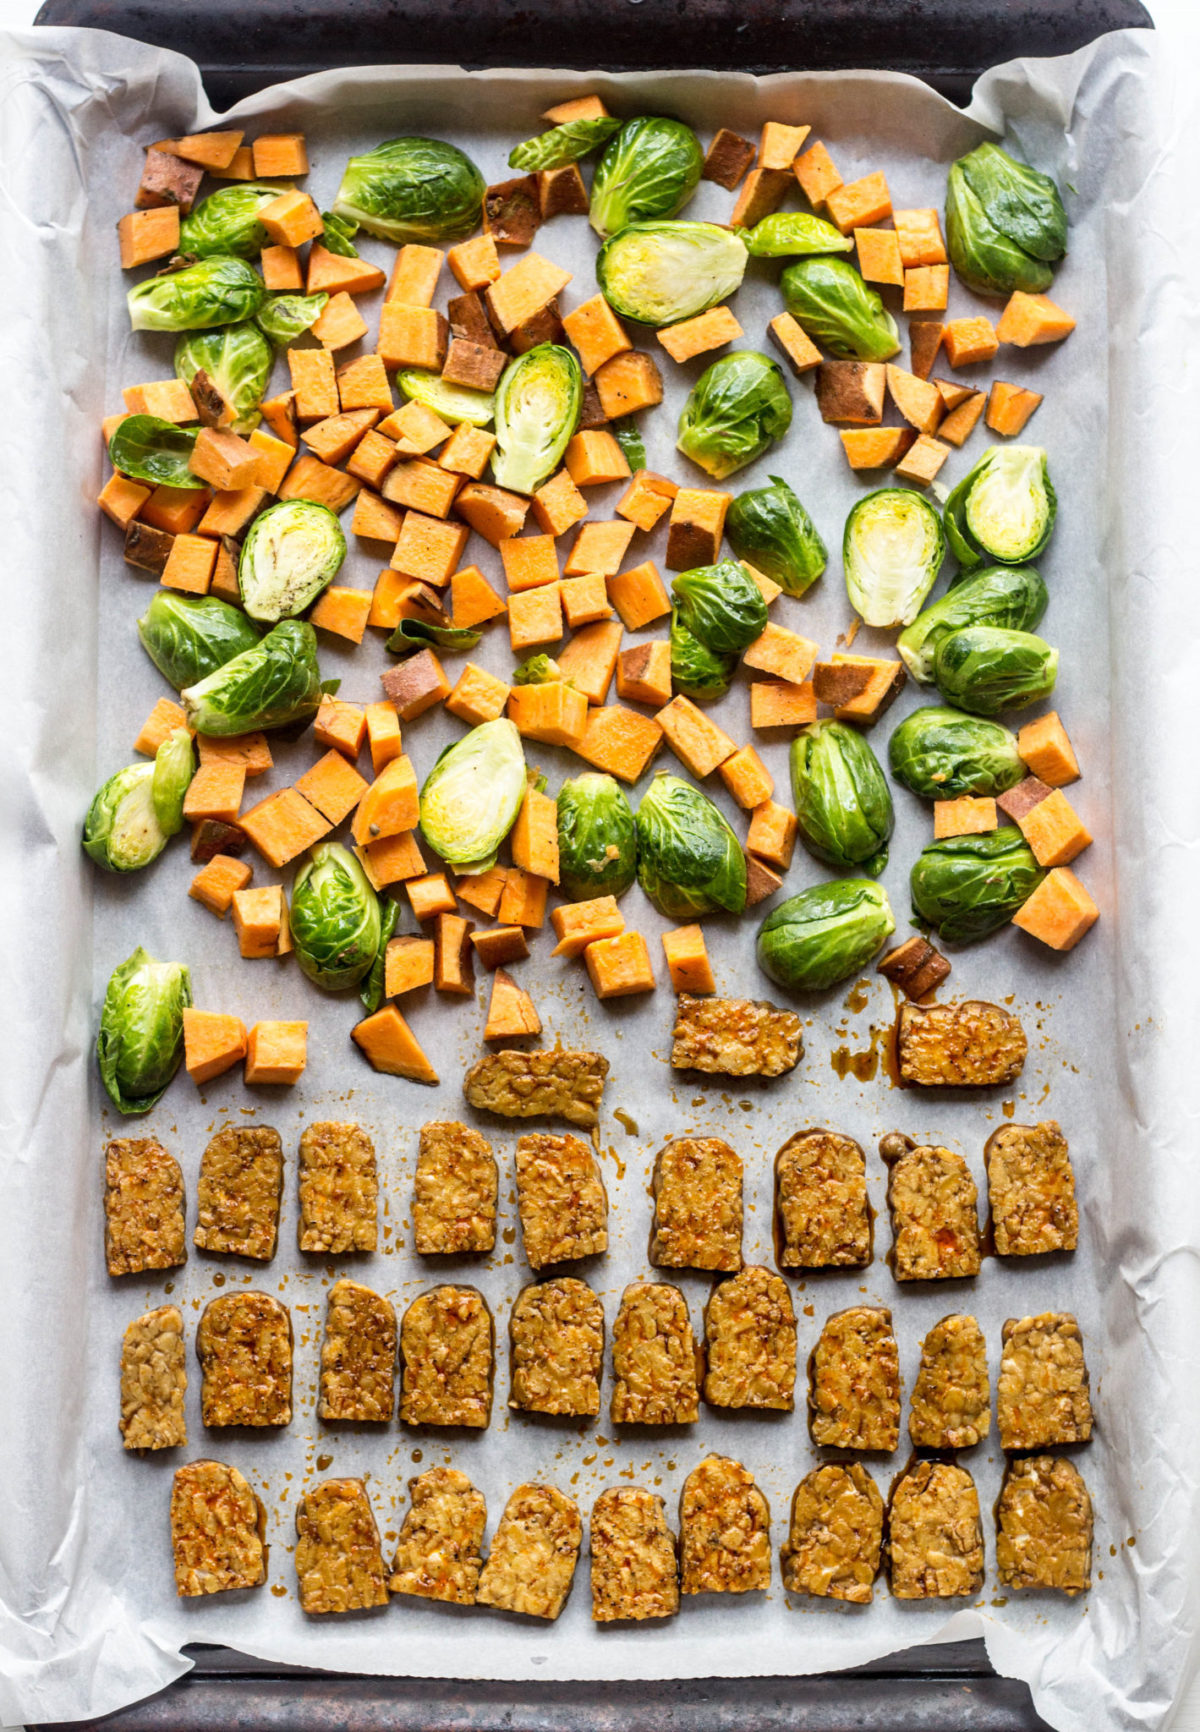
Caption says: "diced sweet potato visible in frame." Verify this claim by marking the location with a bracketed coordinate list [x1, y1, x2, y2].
[294, 750, 369, 826]
[584, 930, 655, 999]
[656, 696, 737, 778]
[730, 167, 791, 228]
[450, 565, 508, 629]
[565, 520, 635, 579]
[407, 873, 459, 921]
[435, 424, 495, 482]
[434, 912, 476, 995]
[352, 1005, 437, 1082]
[380, 652, 451, 721]
[557, 620, 622, 705]
[124, 378, 198, 423]
[288, 348, 339, 422]
[497, 868, 549, 929]
[189, 853, 253, 916]
[767, 311, 823, 378]
[549, 896, 625, 959]
[277, 454, 361, 514]
[134, 697, 188, 757]
[877, 935, 951, 1001]
[702, 128, 756, 190]
[560, 572, 613, 628]
[606, 559, 671, 630]
[261, 244, 302, 290]
[1012, 867, 1098, 951]
[191, 822, 249, 869]
[338, 357, 397, 419]
[123, 518, 175, 575]
[903, 266, 950, 314]
[886, 365, 944, 434]
[197, 734, 273, 779]
[306, 245, 386, 296]
[183, 762, 244, 825]
[616, 639, 672, 708]
[142, 485, 213, 536]
[98, 475, 151, 530]
[484, 969, 542, 1039]
[448, 233, 502, 292]
[183, 1008, 247, 1085]
[542, 96, 610, 123]
[793, 141, 842, 210]
[232, 885, 284, 959]
[839, 428, 915, 470]
[1013, 789, 1092, 868]
[986, 381, 1043, 437]
[377, 303, 448, 372]
[160, 130, 245, 171]
[573, 704, 662, 782]
[501, 535, 560, 593]
[661, 925, 715, 994]
[446, 662, 512, 727]
[743, 851, 782, 904]
[508, 585, 564, 653]
[386, 243, 445, 307]
[530, 469, 589, 538]
[352, 754, 419, 845]
[816, 361, 886, 426]
[750, 680, 817, 730]
[384, 935, 435, 996]
[666, 488, 732, 570]
[455, 866, 509, 918]
[208, 536, 241, 603]
[894, 207, 947, 267]
[455, 482, 529, 545]
[252, 132, 308, 175]
[564, 430, 630, 488]
[594, 351, 665, 419]
[538, 163, 589, 218]
[362, 702, 401, 774]
[309, 586, 373, 644]
[562, 295, 631, 378]
[347, 435, 400, 492]
[302, 407, 380, 467]
[758, 121, 811, 169]
[358, 831, 426, 888]
[211, 144, 254, 181]
[658, 306, 743, 364]
[744, 622, 819, 684]
[239, 788, 331, 867]
[314, 696, 367, 759]
[197, 486, 267, 539]
[894, 435, 951, 486]
[485, 252, 573, 337]
[746, 800, 797, 870]
[997, 775, 1053, 823]
[813, 653, 906, 724]
[825, 171, 892, 233]
[507, 298, 567, 355]
[718, 745, 774, 810]
[935, 390, 987, 448]
[941, 317, 999, 369]
[615, 471, 677, 534]
[135, 147, 203, 214]
[1017, 712, 1080, 787]
[161, 533, 218, 596]
[507, 682, 588, 748]
[934, 796, 998, 839]
[855, 228, 904, 287]
[484, 174, 542, 247]
[392, 511, 469, 586]
[470, 925, 530, 969]
[996, 291, 1076, 348]
[448, 289, 499, 346]
[259, 189, 324, 248]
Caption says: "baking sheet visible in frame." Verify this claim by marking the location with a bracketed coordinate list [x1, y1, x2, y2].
[1, 23, 1198, 1732]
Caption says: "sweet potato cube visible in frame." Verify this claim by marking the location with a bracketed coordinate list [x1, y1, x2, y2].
[542, 96, 610, 123]
[507, 682, 589, 748]
[407, 873, 458, 922]
[656, 696, 736, 778]
[261, 244, 303, 290]
[839, 428, 915, 471]
[160, 533, 218, 595]
[816, 361, 886, 426]
[306, 245, 386, 297]
[456, 866, 509, 918]
[484, 174, 542, 247]
[1012, 867, 1098, 951]
[455, 482, 529, 544]
[935, 390, 987, 447]
[358, 703, 399, 774]
[338, 356, 395, 414]
[601, 566, 670, 640]
[661, 925, 715, 994]
[562, 295, 632, 378]
[485, 252, 573, 337]
[718, 745, 774, 810]
[560, 572, 613, 628]
[894, 435, 951, 487]
[384, 936, 435, 996]
[585, 930, 655, 999]
[197, 733, 272, 779]
[211, 144, 255, 180]
[793, 140, 842, 209]
[134, 697, 188, 756]
[142, 485, 212, 535]
[277, 454, 361, 514]
[197, 485, 267, 538]
[893, 207, 947, 268]
[758, 121, 811, 170]
[381, 651, 452, 722]
[996, 291, 1076, 347]
[744, 623, 819, 685]
[538, 164, 589, 218]
[123, 378, 198, 423]
[293, 750, 368, 826]
[564, 520, 635, 579]
[259, 189, 324, 248]
[508, 585, 564, 653]
[252, 133, 308, 176]
[438, 423, 497, 480]
[550, 896, 625, 959]
[442, 339, 507, 393]
[307, 586, 372, 645]
[934, 796, 998, 839]
[448, 233, 501, 292]
[118, 206, 181, 267]
[746, 800, 798, 871]
[451, 565, 508, 629]
[346, 432, 400, 491]
[658, 306, 743, 364]
[183, 762, 244, 826]
[230, 885, 283, 959]
[387, 244, 445, 307]
[730, 167, 791, 228]
[825, 171, 892, 234]
[501, 535, 560, 593]
[313, 696, 366, 760]
[188, 427, 259, 491]
[484, 968, 541, 1039]
[855, 228, 904, 288]
[744, 852, 783, 905]
[377, 303, 448, 372]
[391, 511, 469, 586]
[382, 459, 461, 520]
[135, 146, 204, 213]
[996, 776, 1053, 824]
[288, 348, 339, 421]
[189, 853, 253, 916]
[352, 754, 419, 844]
[302, 408, 380, 467]
[531, 468, 589, 537]
[814, 653, 906, 724]
[750, 679, 817, 731]
[563, 430, 630, 489]
[246, 1018, 307, 1084]
[1017, 712, 1079, 787]
[239, 788, 331, 867]
[511, 787, 560, 883]
[616, 639, 672, 709]
[98, 475, 151, 530]
[312, 291, 369, 351]
[1015, 789, 1092, 868]
[612, 471, 674, 535]
[446, 662, 512, 726]
[574, 704, 662, 782]
[183, 1009, 247, 1085]
[207, 536, 240, 602]
[352, 1005, 437, 1082]
[768, 311, 822, 378]
[593, 352, 665, 419]
[558, 621, 624, 705]
[358, 831, 426, 888]
[904, 266, 950, 314]
[986, 381, 1043, 437]
[941, 317, 999, 368]
[666, 488, 732, 569]
[470, 925, 530, 969]
[434, 912, 476, 995]
[702, 128, 756, 190]
[886, 365, 944, 434]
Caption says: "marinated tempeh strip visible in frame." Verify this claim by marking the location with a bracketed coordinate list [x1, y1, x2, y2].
[515, 1133, 608, 1269]
[995, 1455, 1092, 1594]
[399, 1285, 494, 1427]
[389, 1467, 487, 1604]
[670, 993, 802, 1077]
[318, 1279, 397, 1423]
[775, 1129, 871, 1269]
[197, 1291, 292, 1427]
[882, 1137, 981, 1281]
[650, 1137, 743, 1272]
[298, 1121, 378, 1253]
[193, 1125, 283, 1260]
[908, 1314, 991, 1449]
[611, 1281, 700, 1425]
[413, 1121, 498, 1254]
[171, 1459, 267, 1596]
[679, 1455, 771, 1595]
[509, 1278, 604, 1416]
[476, 1482, 582, 1619]
[887, 1460, 984, 1599]
[463, 1048, 609, 1127]
[809, 1306, 901, 1452]
[702, 1264, 796, 1410]
[295, 1478, 390, 1613]
[120, 1305, 187, 1450]
[896, 999, 1026, 1087]
[780, 1463, 884, 1603]
[590, 1486, 679, 1622]
[997, 1313, 1092, 1449]
[104, 1137, 186, 1276]
[985, 1120, 1078, 1256]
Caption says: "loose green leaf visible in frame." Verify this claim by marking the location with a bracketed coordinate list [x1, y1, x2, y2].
[360, 896, 400, 1013]
[612, 418, 647, 472]
[386, 617, 483, 657]
[108, 416, 201, 490]
[739, 212, 853, 257]
[509, 115, 621, 173]
[320, 210, 361, 257]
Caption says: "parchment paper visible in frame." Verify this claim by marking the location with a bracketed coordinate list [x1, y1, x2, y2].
[2, 24, 1199, 1732]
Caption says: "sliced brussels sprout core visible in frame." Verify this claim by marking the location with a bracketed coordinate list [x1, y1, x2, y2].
[589, 116, 704, 238]
[933, 625, 1059, 717]
[491, 344, 583, 497]
[780, 256, 901, 361]
[954, 446, 1057, 567]
[677, 350, 792, 482]
[726, 475, 827, 598]
[669, 612, 736, 702]
[896, 564, 1048, 683]
[238, 500, 347, 623]
[83, 763, 168, 873]
[97, 948, 192, 1115]
[107, 416, 202, 490]
[127, 255, 266, 333]
[174, 321, 273, 433]
[911, 826, 1046, 944]
[333, 136, 485, 243]
[843, 488, 946, 629]
[290, 844, 383, 991]
[138, 591, 261, 690]
[789, 720, 894, 878]
[509, 116, 622, 173]
[757, 881, 895, 994]
[181, 620, 323, 736]
[557, 773, 638, 901]
[739, 212, 853, 257]
[255, 292, 329, 347]
[180, 184, 285, 258]
[151, 728, 195, 836]
[419, 718, 527, 872]
[888, 706, 1026, 799]
[395, 369, 494, 428]
[635, 774, 747, 919]
[596, 221, 748, 328]
[671, 559, 768, 656]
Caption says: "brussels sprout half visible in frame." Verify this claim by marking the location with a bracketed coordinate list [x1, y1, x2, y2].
[395, 369, 495, 428]
[589, 116, 704, 238]
[174, 321, 273, 433]
[509, 115, 621, 173]
[757, 880, 895, 993]
[127, 255, 266, 333]
[491, 344, 583, 496]
[933, 625, 1059, 717]
[739, 212, 853, 258]
[97, 947, 192, 1114]
[780, 257, 900, 361]
[333, 136, 485, 244]
[635, 774, 746, 919]
[789, 720, 894, 878]
[290, 844, 383, 991]
[671, 559, 768, 656]
[83, 764, 164, 873]
[138, 591, 261, 690]
[944, 446, 1057, 569]
[677, 351, 792, 482]
[107, 417, 202, 490]
[557, 773, 638, 902]
[181, 620, 323, 736]
[897, 564, 1048, 683]
[888, 705, 1026, 800]
[255, 293, 329, 347]
[946, 143, 1066, 298]
[596, 222, 748, 328]
[911, 826, 1046, 944]
[419, 718, 527, 873]
[180, 184, 286, 258]
[238, 500, 347, 624]
[843, 488, 946, 628]
[669, 612, 736, 702]
[726, 475, 827, 599]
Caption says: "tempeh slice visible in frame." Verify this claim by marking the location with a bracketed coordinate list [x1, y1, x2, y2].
[104, 1137, 186, 1276]
[909, 1314, 990, 1449]
[193, 1125, 283, 1259]
[298, 1120, 378, 1253]
[463, 1048, 609, 1127]
[882, 1136, 982, 1281]
[476, 1482, 582, 1619]
[702, 1264, 796, 1410]
[399, 1285, 494, 1427]
[318, 1279, 397, 1423]
[509, 1278, 604, 1416]
[985, 1120, 1078, 1256]
[809, 1305, 901, 1451]
[887, 1460, 984, 1599]
[611, 1281, 701, 1425]
[670, 993, 802, 1077]
[590, 1487, 679, 1622]
[171, 1459, 267, 1596]
[389, 1467, 487, 1604]
[515, 1133, 608, 1269]
[997, 1313, 1092, 1449]
[120, 1305, 187, 1450]
[294, 1478, 390, 1613]
[995, 1455, 1093, 1594]
[650, 1137, 743, 1272]
[774, 1129, 871, 1269]
[679, 1455, 771, 1595]
[780, 1463, 884, 1603]
[413, 1121, 497, 1254]
[896, 998, 1026, 1087]
[197, 1291, 292, 1427]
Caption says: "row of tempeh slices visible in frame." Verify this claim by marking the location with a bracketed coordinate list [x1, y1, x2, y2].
[171, 1450, 1092, 1611]
[123, 1284, 1091, 1451]
[104, 1116, 1076, 1278]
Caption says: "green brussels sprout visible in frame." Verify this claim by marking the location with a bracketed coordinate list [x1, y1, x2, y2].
[911, 826, 1046, 944]
[137, 591, 260, 689]
[888, 705, 1026, 799]
[757, 880, 895, 993]
[557, 772, 638, 901]
[107, 416, 202, 490]
[843, 488, 946, 628]
[491, 344, 583, 496]
[238, 500, 347, 623]
[677, 351, 792, 481]
[395, 369, 495, 427]
[671, 559, 768, 656]
[386, 617, 482, 658]
[360, 897, 400, 1014]
[896, 564, 1048, 683]
[83, 763, 160, 871]
[739, 212, 853, 257]
[669, 611, 736, 702]
[96, 947, 192, 1114]
[943, 446, 1057, 569]
[174, 321, 273, 433]
[589, 116, 704, 238]
[151, 727, 195, 835]
[255, 292, 329, 346]
[320, 210, 361, 257]
[780, 257, 901, 361]
[933, 625, 1059, 717]
[612, 418, 647, 472]
[289, 843, 383, 991]
[790, 720, 893, 878]
[595, 221, 748, 327]
[946, 143, 1067, 298]
[635, 774, 747, 919]
[333, 136, 485, 243]
[512, 653, 567, 686]
[419, 718, 527, 873]
[181, 620, 323, 736]
[180, 184, 285, 258]
[725, 475, 827, 598]
[509, 115, 622, 172]
[127, 255, 266, 332]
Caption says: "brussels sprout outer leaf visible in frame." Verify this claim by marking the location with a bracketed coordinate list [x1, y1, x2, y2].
[557, 773, 638, 901]
[896, 564, 1048, 682]
[512, 654, 567, 687]
[509, 116, 622, 173]
[780, 256, 901, 361]
[180, 184, 283, 258]
[910, 825, 1046, 944]
[676, 350, 792, 482]
[174, 322, 273, 433]
[635, 774, 747, 917]
[888, 705, 1026, 799]
[789, 720, 894, 878]
[96, 947, 192, 1113]
[612, 418, 648, 472]
[151, 728, 195, 835]
[82, 764, 168, 873]
[107, 417, 202, 490]
[491, 344, 583, 496]
[137, 592, 262, 690]
[589, 116, 704, 239]
[290, 843, 383, 991]
[333, 137, 486, 244]
[933, 625, 1059, 717]
[843, 488, 946, 628]
[238, 500, 347, 624]
[181, 620, 323, 736]
[757, 880, 895, 993]
[360, 896, 400, 1013]
[386, 618, 484, 657]
[671, 559, 768, 656]
[740, 212, 853, 257]
[668, 612, 737, 701]
[320, 210, 361, 257]
[127, 255, 267, 333]
[726, 475, 828, 598]
[419, 718, 527, 869]
[596, 221, 748, 328]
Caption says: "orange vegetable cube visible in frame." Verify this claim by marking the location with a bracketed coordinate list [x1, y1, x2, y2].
[986, 381, 1043, 437]
[377, 303, 449, 371]
[337, 355, 395, 414]
[351, 1005, 438, 1082]
[894, 208, 947, 268]
[615, 471, 677, 534]
[470, 926, 530, 969]
[531, 468, 589, 537]
[352, 490, 404, 543]
[384, 935, 435, 996]
[382, 459, 461, 520]
[793, 140, 842, 209]
[657, 306, 742, 364]
[903, 265, 950, 313]
[239, 788, 332, 867]
[560, 572, 613, 628]
[934, 796, 998, 839]
[855, 228, 904, 287]
[825, 171, 892, 234]
[261, 244, 303, 290]
[352, 754, 419, 845]
[98, 474, 151, 530]
[311, 290, 369, 351]
[189, 853, 253, 916]
[160, 533, 218, 595]
[455, 482, 529, 545]
[508, 585, 563, 653]
[565, 520, 635, 578]
[456, 866, 509, 918]
[197, 485, 267, 538]
[434, 910, 476, 995]
[573, 704, 662, 783]
[243, 1019, 308, 1085]
[562, 295, 632, 377]
[277, 453, 361, 514]
[767, 311, 823, 378]
[702, 127, 755, 190]
[557, 620, 623, 705]
[743, 622, 819, 684]
[259, 393, 299, 447]
[188, 427, 263, 491]
[746, 800, 797, 871]
[141, 485, 212, 535]
[288, 348, 339, 421]
[661, 925, 715, 994]
[447, 233, 501, 291]
[1014, 789, 1092, 868]
[886, 364, 944, 434]
[935, 391, 987, 448]
[451, 565, 508, 628]
[910, 322, 945, 381]
[941, 317, 999, 369]
[210, 144, 254, 180]
[438, 423, 497, 480]
[616, 639, 672, 709]
[381, 649, 451, 720]
[313, 696, 367, 759]
[563, 430, 630, 488]
[1017, 712, 1079, 787]
[363, 702, 402, 774]
[593, 351, 665, 419]
[183, 763, 244, 825]
[507, 682, 588, 748]
[606, 559, 671, 630]
[542, 96, 610, 123]
[389, 400, 454, 455]
[758, 121, 811, 170]
[750, 680, 817, 730]
[446, 663, 511, 727]
[258, 189, 324, 248]
[497, 868, 549, 930]
[894, 435, 951, 487]
[656, 696, 737, 779]
[584, 930, 655, 999]
[500, 535, 560, 592]
[730, 166, 791, 228]
[839, 428, 916, 471]
[386, 244, 445, 307]
[232, 886, 284, 959]
[666, 488, 732, 570]
[391, 511, 469, 586]
[996, 291, 1076, 347]
[294, 750, 369, 825]
[718, 745, 774, 810]
[117, 206, 180, 267]
[357, 831, 426, 889]
[306, 244, 387, 297]
[123, 378, 198, 422]
[511, 787, 560, 883]
[484, 969, 541, 1040]
[208, 539, 241, 604]
[182, 1008, 247, 1085]
[483, 252, 573, 338]
[406, 873, 458, 922]
[252, 133, 308, 176]
[302, 407, 380, 466]
[550, 896, 625, 959]
[1012, 867, 1098, 951]
[309, 586, 373, 645]
[134, 697, 188, 757]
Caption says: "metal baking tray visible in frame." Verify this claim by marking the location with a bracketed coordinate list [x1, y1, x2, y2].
[27, 2, 1152, 1727]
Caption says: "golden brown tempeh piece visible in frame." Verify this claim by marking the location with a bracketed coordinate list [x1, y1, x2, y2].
[104, 1137, 186, 1276]
[196, 1291, 292, 1427]
[809, 1305, 901, 1452]
[670, 993, 802, 1078]
[294, 1478, 390, 1613]
[985, 1120, 1078, 1256]
[476, 1482, 582, 1619]
[887, 1460, 984, 1599]
[399, 1285, 494, 1428]
[389, 1467, 487, 1604]
[997, 1313, 1092, 1449]
[611, 1281, 701, 1425]
[702, 1264, 796, 1410]
[509, 1278, 604, 1416]
[120, 1305, 187, 1450]
[171, 1459, 267, 1596]
[780, 1463, 884, 1603]
[463, 1048, 609, 1127]
[413, 1121, 497, 1255]
[882, 1137, 981, 1281]
[650, 1137, 743, 1272]
[298, 1121, 378, 1254]
[679, 1455, 771, 1595]
[318, 1279, 397, 1423]
[908, 1313, 991, 1449]
[995, 1455, 1092, 1594]
[774, 1129, 871, 1269]
[193, 1125, 283, 1260]
[590, 1486, 679, 1622]
[515, 1133, 608, 1269]
[896, 999, 1026, 1087]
